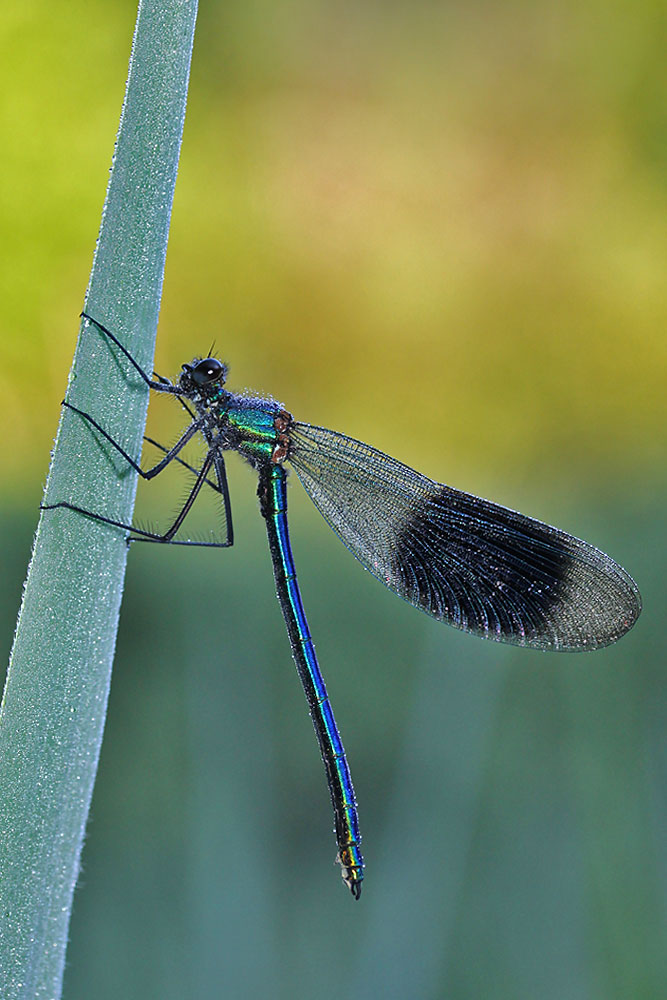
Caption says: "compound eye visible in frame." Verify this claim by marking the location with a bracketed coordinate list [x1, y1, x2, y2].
[191, 358, 225, 386]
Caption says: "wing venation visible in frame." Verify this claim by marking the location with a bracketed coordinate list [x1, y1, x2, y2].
[288, 423, 641, 650]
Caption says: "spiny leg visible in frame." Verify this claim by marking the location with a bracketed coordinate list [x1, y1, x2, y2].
[212, 447, 234, 547]
[159, 447, 215, 541]
[177, 397, 196, 420]
[62, 400, 204, 480]
[68, 312, 198, 482]
[70, 315, 218, 497]
[134, 443, 234, 545]
[143, 435, 221, 494]
[133, 446, 233, 546]
[47, 316, 234, 547]
[196, 422, 235, 547]
[152, 372, 197, 421]
[42, 446, 233, 548]
[80, 311, 180, 395]
[40, 502, 181, 543]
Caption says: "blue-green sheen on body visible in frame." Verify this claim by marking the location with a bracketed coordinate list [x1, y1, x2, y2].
[260, 462, 364, 897]
[223, 396, 283, 466]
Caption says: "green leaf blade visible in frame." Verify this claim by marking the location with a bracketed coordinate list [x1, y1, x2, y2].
[0, 2, 199, 997]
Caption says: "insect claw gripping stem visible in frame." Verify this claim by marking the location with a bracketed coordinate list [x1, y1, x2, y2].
[44, 318, 235, 548]
[79, 311, 180, 395]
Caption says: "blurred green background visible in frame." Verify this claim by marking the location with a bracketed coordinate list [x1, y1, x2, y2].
[1, 0, 666, 997]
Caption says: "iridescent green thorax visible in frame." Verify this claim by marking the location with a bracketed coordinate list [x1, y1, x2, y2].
[222, 395, 290, 468]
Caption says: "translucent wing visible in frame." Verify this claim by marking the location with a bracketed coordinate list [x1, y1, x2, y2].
[288, 423, 641, 651]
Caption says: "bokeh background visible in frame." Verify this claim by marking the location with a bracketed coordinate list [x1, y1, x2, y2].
[1, 0, 666, 997]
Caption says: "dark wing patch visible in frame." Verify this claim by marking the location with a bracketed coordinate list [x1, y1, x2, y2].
[288, 423, 641, 651]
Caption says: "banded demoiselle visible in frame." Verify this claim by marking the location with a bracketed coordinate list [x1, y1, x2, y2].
[43, 314, 642, 899]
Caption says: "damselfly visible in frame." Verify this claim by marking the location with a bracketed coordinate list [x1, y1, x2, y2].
[43, 314, 642, 898]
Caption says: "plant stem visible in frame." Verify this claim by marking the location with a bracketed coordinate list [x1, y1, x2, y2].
[0, 1, 198, 996]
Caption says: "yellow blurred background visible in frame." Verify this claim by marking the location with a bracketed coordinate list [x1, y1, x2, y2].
[1, 1, 665, 998]
[2, 0, 665, 490]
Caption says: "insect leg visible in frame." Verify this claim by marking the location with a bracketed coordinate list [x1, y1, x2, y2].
[143, 435, 221, 493]
[63, 400, 204, 480]
[42, 448, 232, 548]
[80, 311, 180, 395]
[140, 436, 233, 544]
